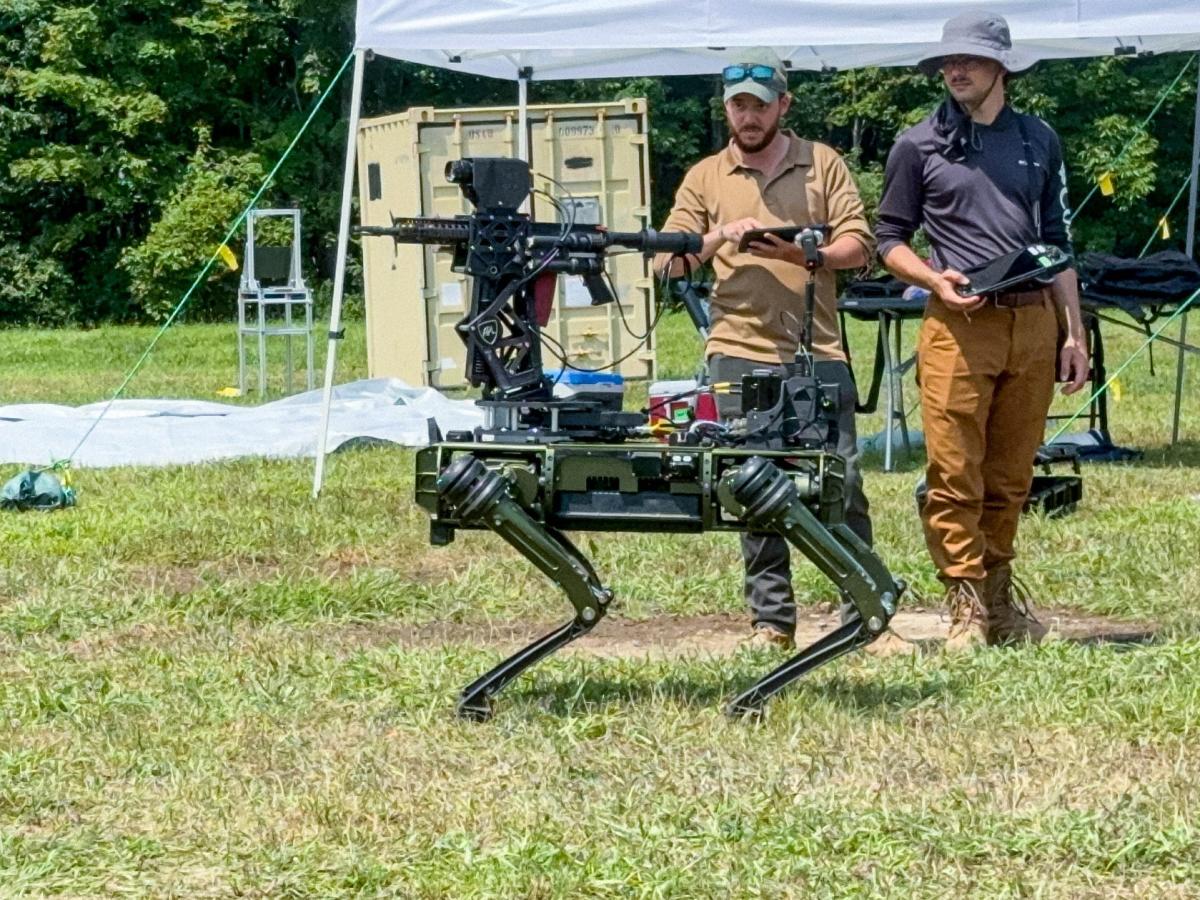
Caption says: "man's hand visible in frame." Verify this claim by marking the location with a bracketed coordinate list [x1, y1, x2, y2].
[932, 268, 984, 312]
[747, 231, 803, 264]
[1058, 337, 1090, 395]
[716, 217, 765, 248]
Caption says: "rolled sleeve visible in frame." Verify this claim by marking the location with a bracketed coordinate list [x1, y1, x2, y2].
[820, 149, 874, 259]
[875, 135, 925, 261]
[654, 168, 709, 275]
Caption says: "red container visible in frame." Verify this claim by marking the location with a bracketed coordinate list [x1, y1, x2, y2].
[648, 379, 719, 438]
[695, 389, 718, 422]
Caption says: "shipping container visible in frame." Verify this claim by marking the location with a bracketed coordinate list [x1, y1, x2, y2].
[357, 99, 655, 388]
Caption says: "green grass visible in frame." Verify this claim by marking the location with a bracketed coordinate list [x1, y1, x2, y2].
[1, 312, 1199, 896]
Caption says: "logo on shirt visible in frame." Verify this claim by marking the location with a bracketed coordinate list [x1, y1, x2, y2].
[1059, 162, 1074, 242]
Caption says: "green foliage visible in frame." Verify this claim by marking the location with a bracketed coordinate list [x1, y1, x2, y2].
[0, 242, 73, 325]
[1075, 115, 1159, 211]
[0, 0, 353, 324]
[0, 2, 1197, 325]
[1012, 55, 1199, 253]
[121, 128, 265, 321]
[821, 67, 943, 154]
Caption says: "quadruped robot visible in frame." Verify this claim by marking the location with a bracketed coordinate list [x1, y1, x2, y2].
[359, 157, 905, 719]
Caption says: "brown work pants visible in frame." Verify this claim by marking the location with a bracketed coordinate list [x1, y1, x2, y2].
[917, 294, 1058, 581]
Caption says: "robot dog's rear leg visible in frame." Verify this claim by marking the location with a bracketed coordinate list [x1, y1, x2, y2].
[438, 456, 612, 720]
[719, 456, 905, 717]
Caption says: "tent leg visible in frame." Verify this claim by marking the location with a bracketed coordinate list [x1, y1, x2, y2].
[518, 68, 530, 163]
[312, 48, 368, 498]
[1171, 61, 1200, 445]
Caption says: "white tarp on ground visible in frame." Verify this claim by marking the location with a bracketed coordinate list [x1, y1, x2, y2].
[356, 0, 1200, 79]
[0, 379, 483, 468]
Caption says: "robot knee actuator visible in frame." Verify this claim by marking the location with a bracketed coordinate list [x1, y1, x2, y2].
[437, 455, 612, 626]
[718, 456, 899, 633]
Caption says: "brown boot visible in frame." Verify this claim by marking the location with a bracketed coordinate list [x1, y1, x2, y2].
[864, 629, 919, 658]
[741, 623, 795, 651]
[944, 578, 988, 652]
[985, 564, 1048, 645]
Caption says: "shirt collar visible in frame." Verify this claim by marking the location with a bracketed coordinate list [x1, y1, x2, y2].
[720, 130, 813, 175]
[974, 104, 1016, 132]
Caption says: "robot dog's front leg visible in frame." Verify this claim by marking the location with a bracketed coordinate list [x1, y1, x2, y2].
[437, 455, 612, 720]
[717, 456, 904, 717]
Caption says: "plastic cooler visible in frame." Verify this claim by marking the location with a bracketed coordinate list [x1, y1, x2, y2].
[647, 378, 718, 429]
[545, 369, 625, 411]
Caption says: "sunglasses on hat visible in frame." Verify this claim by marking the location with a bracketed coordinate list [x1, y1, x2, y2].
[722, 64, 780, 86]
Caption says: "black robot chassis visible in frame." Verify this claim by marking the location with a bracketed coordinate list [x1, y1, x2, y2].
[416, 437, 904, 719]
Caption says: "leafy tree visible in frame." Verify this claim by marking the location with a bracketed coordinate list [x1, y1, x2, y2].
[1, 1, 1196, 326]
[0, 0, 354, 324]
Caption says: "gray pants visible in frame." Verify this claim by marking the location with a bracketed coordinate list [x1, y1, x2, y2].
[708, 354, 872, 635]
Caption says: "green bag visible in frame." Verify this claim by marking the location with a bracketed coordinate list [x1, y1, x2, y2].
[1, 469, 77, 511]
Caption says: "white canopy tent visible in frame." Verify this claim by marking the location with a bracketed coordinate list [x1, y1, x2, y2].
[313, 0, 1200, 495]
[356, 1, 1200, 78]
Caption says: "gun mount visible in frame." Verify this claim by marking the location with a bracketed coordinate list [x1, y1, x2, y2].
[359, 157, 905, 719]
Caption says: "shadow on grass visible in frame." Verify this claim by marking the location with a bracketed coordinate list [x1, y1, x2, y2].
[505, 655, 958, 718]
[859, 447, 927, 475]
[1111, 438, 1200, 469]
[858, 436, 1200, 471]
[1059, 629, 1160, 648]
[906, 627, 1160, 651]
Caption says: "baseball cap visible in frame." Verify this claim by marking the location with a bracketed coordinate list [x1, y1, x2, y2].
[722, 48, 789, 103]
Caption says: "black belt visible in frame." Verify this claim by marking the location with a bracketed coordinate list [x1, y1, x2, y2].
[989, 287, 1048, 308]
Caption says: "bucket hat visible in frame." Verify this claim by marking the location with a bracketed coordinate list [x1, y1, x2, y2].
[917, 12, 1035, 77]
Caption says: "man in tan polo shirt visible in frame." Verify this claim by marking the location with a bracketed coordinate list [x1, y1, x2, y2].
[656, 50, 914, 655]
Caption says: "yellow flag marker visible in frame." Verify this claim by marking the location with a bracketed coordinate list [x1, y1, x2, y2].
[1110, 378, 1123, 403]
[217, 244, 238, 271]
[1159, 217, 1171, 240]
[216, 386, 243, 398]
[1097, 171, 1115, 196]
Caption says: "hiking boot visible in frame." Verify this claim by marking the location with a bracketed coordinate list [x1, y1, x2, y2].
[742, 623, 795, 651]
[985, 564, 1048, 645]
[864, 628, 919, 658]
[944, 578, 988, 652]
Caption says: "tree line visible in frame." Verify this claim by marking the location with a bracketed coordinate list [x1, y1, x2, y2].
[3, 1, 1196, 325]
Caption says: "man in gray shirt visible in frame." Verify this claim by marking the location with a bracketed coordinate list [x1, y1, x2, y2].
[876, 12, 1089, 649]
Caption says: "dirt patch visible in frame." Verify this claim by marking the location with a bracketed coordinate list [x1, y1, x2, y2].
[66, 622, 188, 661]
[48, 605, 1157, 664]
[344, 607, 1157, 661]
[124, 565, 210, 596]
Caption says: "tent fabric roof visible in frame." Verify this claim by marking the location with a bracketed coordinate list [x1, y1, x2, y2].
[356, 1, 1200, 80]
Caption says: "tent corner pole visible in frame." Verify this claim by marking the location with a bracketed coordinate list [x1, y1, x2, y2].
[518, 67, 531, 162]
[312, 47, 367, 498]
[1171, 59, 1200, 445]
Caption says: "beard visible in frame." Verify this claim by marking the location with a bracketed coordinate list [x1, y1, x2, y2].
[731, 120, 779, 154]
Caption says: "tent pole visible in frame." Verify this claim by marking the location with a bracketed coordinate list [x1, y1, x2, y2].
[1170, 60, 1200, 445]
[518, 67, 530, 162]
[312, 48, 367, 498]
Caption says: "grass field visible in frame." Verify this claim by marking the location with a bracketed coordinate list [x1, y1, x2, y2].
[2, 311, 1199, 897]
